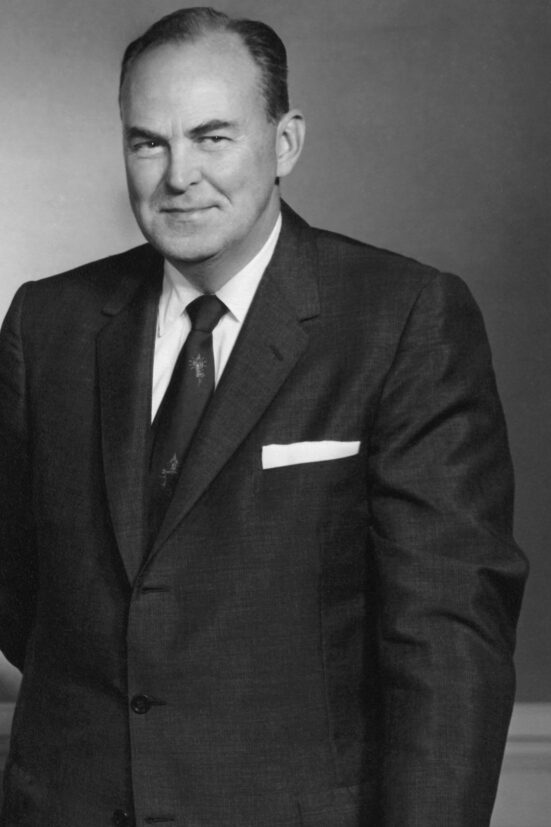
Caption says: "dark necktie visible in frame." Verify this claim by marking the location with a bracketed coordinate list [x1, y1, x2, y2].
[148, 294, 227, 537]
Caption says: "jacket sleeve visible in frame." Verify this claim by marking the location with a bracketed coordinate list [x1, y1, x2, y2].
[0, 284, 37, 671]
[367, 272, 528, 826]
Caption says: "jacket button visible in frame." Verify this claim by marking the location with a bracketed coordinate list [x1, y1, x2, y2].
[112, 810, 131, 826]
[130, 694, 151, 714]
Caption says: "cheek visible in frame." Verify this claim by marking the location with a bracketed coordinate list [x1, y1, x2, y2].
[125, 160, 163, 202]
[207, 156, 247, 193]
[246, 148, 279, 195]
[209, 148, 274, 200]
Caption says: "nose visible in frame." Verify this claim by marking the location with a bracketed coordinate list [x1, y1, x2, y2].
[165, 143, 201, 192]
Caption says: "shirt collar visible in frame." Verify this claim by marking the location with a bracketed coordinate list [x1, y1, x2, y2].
[158, 214, 282, 337]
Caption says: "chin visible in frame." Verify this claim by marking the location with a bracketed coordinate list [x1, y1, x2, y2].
[140, 226, 217, 264]
[160, 240, 222, 267]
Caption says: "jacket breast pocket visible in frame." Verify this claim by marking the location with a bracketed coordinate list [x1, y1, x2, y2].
[254, 454, 368, 542]
[257, 452, 365, 493]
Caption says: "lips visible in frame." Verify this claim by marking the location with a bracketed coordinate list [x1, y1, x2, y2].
[161, 205, 214, 214]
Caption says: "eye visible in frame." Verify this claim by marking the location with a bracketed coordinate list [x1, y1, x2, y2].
[129, 139, 164, 155]
[200, 135, 229, 148]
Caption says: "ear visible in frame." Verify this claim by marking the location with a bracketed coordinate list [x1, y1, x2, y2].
[275, 109, 305, 179]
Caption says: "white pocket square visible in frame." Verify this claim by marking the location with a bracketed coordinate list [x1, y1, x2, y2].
[262, 440, 361, 469]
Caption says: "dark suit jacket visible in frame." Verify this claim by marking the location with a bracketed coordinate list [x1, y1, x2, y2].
[0, 203, 526, 826]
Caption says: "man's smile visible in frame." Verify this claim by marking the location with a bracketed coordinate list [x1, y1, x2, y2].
[160, 205, 217, 220]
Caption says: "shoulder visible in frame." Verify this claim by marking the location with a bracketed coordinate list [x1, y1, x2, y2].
[308, 222, 438, 287]
[8, 244, 162, 326]
[303, 222, 476, 329]
[20, 243, 160, 308]
[2, 243, 161, 347]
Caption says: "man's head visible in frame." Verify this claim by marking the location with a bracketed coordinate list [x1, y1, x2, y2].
[120, 7, 289, 124]
[119, 8, 304, 289]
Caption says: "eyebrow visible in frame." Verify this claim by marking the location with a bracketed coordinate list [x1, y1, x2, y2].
[188, 119, 237, 139]
[124, 120, 237, 143]
[124, 126, 164, 143]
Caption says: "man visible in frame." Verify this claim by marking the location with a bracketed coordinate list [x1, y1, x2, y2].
[0, 7, 527, 826]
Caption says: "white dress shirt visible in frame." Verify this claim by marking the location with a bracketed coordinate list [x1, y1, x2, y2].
[151, 214, 282, 420]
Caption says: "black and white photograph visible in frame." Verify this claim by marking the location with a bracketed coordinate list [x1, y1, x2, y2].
[0, 2, 549, 825]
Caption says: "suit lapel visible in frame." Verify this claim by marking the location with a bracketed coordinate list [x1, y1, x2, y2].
[151, 205, 320, 554]
[97, 248, 162, 582]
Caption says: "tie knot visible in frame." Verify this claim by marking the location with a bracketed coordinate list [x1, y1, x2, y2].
[187, 294, 227, 333]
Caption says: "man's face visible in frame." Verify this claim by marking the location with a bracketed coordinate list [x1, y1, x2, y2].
[120, 34, 288, 282]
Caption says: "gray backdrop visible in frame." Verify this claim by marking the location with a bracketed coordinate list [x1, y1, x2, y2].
[1, 0, 549, 701]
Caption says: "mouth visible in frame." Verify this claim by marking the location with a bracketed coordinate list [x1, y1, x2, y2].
[161, 206, 215, 217]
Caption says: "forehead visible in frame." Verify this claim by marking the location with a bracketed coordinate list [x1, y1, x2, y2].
[121, 33, 265, 121]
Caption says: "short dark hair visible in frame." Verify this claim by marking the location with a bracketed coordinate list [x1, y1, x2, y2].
[119, 7, 289, 122]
